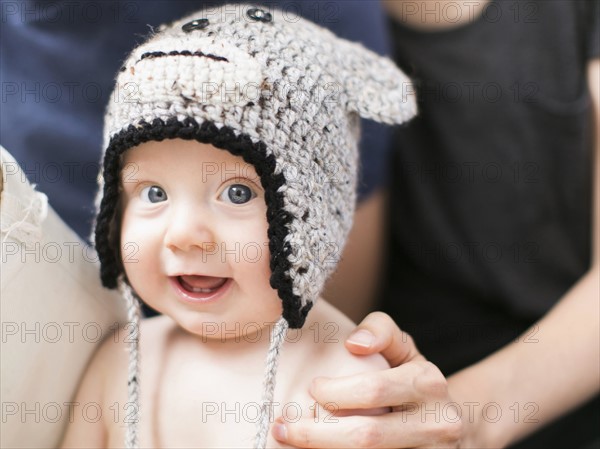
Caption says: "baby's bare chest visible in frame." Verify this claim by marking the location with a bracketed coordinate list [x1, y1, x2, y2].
[107, 350, 315, 448]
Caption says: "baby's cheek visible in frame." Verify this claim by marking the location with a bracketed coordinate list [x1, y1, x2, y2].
[235, 231, 271, 278]
[120, 221, 157, 293]
[120, 239, 141, 271]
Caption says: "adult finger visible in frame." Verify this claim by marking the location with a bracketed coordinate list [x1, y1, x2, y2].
[345, 311, 425, 366]
[272, 410, 462, 449]
[309, 360, 448, 410]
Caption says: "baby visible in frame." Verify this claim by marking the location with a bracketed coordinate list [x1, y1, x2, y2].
[60, 4, 416, 448]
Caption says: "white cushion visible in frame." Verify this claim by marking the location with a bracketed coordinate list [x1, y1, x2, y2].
[1, 146, 127, 448]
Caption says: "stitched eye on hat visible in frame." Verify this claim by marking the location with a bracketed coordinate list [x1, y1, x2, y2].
[247, 7, 272, 23]
[181, 18, 209, 32]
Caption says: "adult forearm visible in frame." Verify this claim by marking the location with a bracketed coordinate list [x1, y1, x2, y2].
[452, 58, 600, 449]
[449, 265, 600, 448]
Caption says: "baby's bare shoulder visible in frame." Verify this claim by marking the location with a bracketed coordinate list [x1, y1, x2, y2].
[299, 300, 389, 377]
[274, 301, 389, 422]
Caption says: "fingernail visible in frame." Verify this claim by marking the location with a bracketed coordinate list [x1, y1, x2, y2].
[272, 422, 287, 441]
[347, 329, 375, 348]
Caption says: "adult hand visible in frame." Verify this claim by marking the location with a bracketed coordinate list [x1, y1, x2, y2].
[272, 312, 463, 448]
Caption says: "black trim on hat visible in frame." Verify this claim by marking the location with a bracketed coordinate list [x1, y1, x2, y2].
[95, 117, 311, 328]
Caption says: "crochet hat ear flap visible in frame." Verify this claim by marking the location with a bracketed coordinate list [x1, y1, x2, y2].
[336, 40, 418, 125]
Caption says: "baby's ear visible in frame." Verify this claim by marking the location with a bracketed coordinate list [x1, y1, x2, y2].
[336, 39, 417, 125]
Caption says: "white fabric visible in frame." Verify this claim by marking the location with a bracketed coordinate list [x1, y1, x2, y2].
[1, 146, 127, 448]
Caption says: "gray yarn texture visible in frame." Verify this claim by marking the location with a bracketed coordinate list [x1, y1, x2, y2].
[98, 4, 417, 448]
[102, 3, 417, 321]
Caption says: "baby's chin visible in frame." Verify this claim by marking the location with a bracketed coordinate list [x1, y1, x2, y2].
[168, 310, 284, 344]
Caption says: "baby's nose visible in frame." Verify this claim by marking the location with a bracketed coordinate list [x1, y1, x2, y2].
[164, 206, 215, 252]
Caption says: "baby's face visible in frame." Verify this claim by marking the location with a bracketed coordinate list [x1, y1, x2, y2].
[119, 139, 282, 340]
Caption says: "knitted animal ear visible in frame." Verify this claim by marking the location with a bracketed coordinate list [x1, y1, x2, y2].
[335, 39, 417, 125]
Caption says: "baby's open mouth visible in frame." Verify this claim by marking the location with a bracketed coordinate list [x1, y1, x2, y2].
[177, 275, 228, 293]
[170, 274, 232, 303]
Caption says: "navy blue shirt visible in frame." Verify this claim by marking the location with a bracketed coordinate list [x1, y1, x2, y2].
[1, 0, 392, 240]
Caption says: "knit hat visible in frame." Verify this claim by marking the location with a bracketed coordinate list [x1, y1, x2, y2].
[94, 4, 416, 448]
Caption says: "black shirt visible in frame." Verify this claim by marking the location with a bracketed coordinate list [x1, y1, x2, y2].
[382, 1, 599, 447]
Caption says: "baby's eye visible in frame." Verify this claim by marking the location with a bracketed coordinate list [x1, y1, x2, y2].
[140, 185, 168, 203]
[219, 184, 256, 205]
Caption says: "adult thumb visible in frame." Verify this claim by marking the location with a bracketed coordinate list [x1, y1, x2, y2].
[345, 311, 426, 367]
